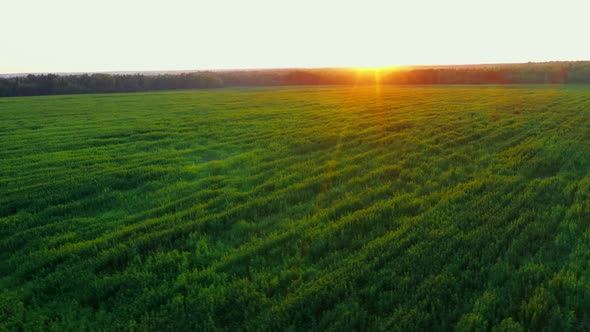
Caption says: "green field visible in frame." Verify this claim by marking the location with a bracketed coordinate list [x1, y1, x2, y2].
[3, 86, 590, 331]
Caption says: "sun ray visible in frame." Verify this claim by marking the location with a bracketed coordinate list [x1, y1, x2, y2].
[313, 70, 364, 210]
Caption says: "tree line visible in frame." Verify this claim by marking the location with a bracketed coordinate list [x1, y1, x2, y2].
[2, 61, 590, 97]
[0, 73, 224, 97]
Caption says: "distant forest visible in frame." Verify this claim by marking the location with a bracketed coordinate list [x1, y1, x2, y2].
[2, 61, 590, 97]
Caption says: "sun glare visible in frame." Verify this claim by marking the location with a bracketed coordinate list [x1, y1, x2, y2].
[354, 66, 400, 72]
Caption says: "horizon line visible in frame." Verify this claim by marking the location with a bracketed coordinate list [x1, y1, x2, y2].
[2, 59, 590, 76]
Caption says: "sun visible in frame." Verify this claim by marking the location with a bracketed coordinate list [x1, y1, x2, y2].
[354, 66, 401, 72]
[355, 66, 379, 72]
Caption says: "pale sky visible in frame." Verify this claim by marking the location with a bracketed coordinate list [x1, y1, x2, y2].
[1, 0, 589, 74]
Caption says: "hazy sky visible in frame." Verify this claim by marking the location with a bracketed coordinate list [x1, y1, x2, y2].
[1, 0, 589, 73]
